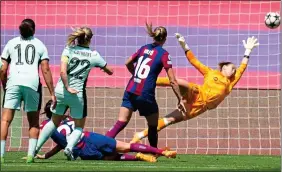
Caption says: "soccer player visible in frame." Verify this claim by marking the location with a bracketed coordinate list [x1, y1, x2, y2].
[0, 18, 56, 163]
[105, 23, 186, 148]
[35, 27, 114, 161]
[131, 33, 259, 143]
[33, 100, 176, 163]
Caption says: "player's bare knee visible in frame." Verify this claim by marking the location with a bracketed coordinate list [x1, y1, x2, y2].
[1, 118, 12, 126]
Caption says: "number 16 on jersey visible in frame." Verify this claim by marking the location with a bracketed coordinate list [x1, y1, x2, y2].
[134, 56, 151, 83]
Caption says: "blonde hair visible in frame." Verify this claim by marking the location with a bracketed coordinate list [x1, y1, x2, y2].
[67, 27, 93, 46]
[145, 22, 167, 43]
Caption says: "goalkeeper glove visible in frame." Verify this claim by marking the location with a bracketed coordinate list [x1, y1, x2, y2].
[175, 33, 190, 52]
[242, 36, 259, 56]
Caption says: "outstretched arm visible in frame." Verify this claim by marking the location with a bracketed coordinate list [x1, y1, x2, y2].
[36, 144, 62, 159]
[175, 33, 210, 75]
[230, 36, 259, 90]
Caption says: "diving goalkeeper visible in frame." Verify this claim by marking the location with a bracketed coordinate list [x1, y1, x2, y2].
[131, 34, 259, 143]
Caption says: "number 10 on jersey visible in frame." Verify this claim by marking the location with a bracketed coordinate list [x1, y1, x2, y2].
[134, 56, 151, 83]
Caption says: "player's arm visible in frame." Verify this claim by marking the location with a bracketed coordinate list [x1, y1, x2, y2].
[175, 33, 210, 76]
[93, 51, 113, 75]
[125, 48, 141, 76]
[41, 60, 55, 96]
[101, 64, 113, 75]
[162, 52, 186, 112]
[230, 36, 259, 90]
[36, 144, 62, 159]
[0, 41, 11, 89]
[40, 45, 56, 106]
[166, 68, 182, 102]
[0, 59, 8, 90]
[60, 55, 70, 89]
[125, 57, 135, 76]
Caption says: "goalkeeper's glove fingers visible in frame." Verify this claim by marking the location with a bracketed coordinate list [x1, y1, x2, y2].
[242, 36, 259, 56]
[175, 33, 190, 51]
[175, 33, 182, 39]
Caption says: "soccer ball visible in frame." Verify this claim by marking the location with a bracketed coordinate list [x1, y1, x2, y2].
[265, 12, 280, 29]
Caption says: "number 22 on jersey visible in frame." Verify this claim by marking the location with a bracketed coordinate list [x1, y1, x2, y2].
[134, 56, 151, 83]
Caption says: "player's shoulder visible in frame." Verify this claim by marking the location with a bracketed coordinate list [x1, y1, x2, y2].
[5, 36, 20, 46]
[157, 45, 168, 54]
[91, 50, 101, 57]
[30, 37, 44, 45]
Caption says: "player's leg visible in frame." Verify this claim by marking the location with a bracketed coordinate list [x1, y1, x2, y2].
[64, 117, 85, 160]
[144, 113, 159, 148]
[157, 77, 188, 95]
[131, 110, 184, 143]
[36, 114, 64, 151]
[115, 141, 176, 159]
[105, 91, 135, 138]
[64, 94, 86, 160]
[22, 86, 42, 163]
[1, 86, 21, 163]
[35, 93, 66, 153]
[131, 81, 195, 143]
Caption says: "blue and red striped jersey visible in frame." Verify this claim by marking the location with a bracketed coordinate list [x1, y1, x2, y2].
[126, 43, 172, 99]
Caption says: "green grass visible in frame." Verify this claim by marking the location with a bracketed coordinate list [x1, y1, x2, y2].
[0, 152, 280, 172]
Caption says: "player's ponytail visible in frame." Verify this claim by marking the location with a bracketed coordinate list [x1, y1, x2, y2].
[19, 18, 35, 39]
[67, 27, 93, 46]
[146, 22, 167, 43]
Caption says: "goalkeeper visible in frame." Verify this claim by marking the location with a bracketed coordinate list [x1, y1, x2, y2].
[131, 34, 259, 143]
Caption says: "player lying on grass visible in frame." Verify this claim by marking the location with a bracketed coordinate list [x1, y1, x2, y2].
[131, 33, 259, 143]
[35, 27, 114, 161]
[105, 22, 186, 148]
[31, 100, 176, 163]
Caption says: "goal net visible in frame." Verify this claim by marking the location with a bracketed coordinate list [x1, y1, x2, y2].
[1, 0, 280, 155]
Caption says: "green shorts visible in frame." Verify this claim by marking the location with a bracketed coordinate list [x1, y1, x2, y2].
[3, 85, 42, 112]
[51, 90, 87, 119]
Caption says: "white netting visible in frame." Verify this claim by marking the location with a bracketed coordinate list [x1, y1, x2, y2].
[0, 1, 280, 155]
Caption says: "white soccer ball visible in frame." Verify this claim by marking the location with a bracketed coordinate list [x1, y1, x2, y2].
[265, 12, 280, 29]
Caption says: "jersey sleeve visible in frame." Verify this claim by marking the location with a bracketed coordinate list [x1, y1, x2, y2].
[1, 41, 11, 62]
[62, 47, 71, 57]
[185, 50, 211, 76]
[92, 51, 107, 68]
[130, 48, 141, 63]
[40, 44, 49, 61]
[229, 63, 247, 91]
[161, 52, 172, 69]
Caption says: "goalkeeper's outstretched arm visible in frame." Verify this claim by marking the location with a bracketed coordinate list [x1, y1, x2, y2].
[175, 33, 211, 76]
[229, 36, 259, 89]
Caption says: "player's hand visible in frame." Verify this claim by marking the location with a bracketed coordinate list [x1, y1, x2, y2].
[242, 36, 259, 56]
[51, 95, 57, 110]
[175, 33, 190, 51]
[67, 87, 79, 94]
[35, 154, 46, 159]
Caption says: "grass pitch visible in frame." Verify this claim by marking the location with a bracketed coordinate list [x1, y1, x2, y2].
[0, 152, 280, 171]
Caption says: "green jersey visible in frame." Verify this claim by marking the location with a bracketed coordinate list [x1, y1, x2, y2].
[55, 46, 107, 93]
[1, 36, 49, 91]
